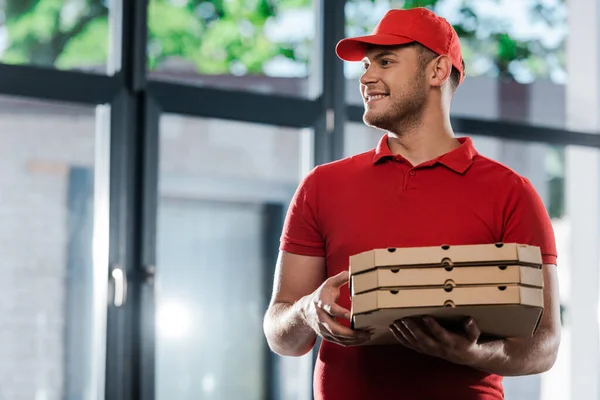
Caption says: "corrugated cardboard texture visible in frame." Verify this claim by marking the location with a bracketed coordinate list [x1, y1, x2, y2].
[350, 243, 542, 275]
[350, 285, 543, 344]
[351, 265, 543, 296]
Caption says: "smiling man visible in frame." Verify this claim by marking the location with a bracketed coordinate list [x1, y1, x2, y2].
[263, 7, 561, 400]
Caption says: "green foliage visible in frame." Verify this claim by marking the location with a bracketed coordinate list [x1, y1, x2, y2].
[147, 0, 291, 74]
[147, 1, 203, 70]
[1, 0, 108, 68]
[0, 0, 566, 82]
[496, 33, 532, 76]
[402, 0, 438, 9]
[56, 15, 109, 70]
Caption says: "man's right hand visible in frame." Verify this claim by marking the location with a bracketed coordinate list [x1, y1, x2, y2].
[298, 270, 372, 346]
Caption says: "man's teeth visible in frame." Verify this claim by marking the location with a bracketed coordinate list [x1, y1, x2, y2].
[368, 95, 388, 100]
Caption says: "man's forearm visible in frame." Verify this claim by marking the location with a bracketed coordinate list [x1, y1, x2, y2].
[263, 300, 317, 357]
[467, 328, 560, 376]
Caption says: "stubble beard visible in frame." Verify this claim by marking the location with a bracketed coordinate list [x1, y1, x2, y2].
[363, 72, 428, 136]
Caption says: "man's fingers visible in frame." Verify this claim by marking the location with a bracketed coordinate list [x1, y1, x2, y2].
[390, 325, 417, 350]
[317, 309, 370, 339]
[321, 330, 368, 342]
[464, 317, 481, 342]
[319, 317, 369, 339]
[393, 321, 419, 347]
[321, 321, 353, 338]
[399, 319, 440, 349]
[321, 332, 371, 346]
[390, 324, 404, 342]
[317, 299, 351, 320]
[423, 317, 453, 343]
[327, 270, 349, 288]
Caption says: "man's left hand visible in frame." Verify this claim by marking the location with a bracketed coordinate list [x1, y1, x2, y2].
[390, 316, 486, 366]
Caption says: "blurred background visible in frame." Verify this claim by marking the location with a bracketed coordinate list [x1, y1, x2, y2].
[0, 0, 598, 399]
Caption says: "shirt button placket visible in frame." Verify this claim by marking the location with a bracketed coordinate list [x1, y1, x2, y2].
[407, 169, 417, 190]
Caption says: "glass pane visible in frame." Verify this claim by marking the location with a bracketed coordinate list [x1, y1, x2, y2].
[148, 0, 316, 98]
[156, 115, 313, 400]
[0, 1, 111, 72]
[343, 122, 600, 400]
[344, 1, 568, 118]
[0, 96, 107, 400]
[345, 1, 566, 83]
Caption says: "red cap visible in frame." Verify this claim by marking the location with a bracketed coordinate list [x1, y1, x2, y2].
[336, 8, 465, 84]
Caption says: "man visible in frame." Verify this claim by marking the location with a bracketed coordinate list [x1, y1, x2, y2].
[263, 7, 560, 400]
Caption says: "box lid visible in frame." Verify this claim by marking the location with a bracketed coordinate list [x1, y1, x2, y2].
[351, 284, 543, 315]
[350, 243, 542, 275]
[351, 265, 543, 296]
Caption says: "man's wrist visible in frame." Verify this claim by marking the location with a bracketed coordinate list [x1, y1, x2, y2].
[463, 340, 508, 370]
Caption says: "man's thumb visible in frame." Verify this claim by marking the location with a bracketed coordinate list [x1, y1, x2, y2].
[328, 270, 349, 288]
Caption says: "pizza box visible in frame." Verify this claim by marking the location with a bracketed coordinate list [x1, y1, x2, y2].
[350, 243, 542, 276]
[350, 265, 543, 296]
[351, 284, 543, 345]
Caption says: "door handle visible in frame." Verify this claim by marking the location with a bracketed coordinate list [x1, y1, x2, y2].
[111, 267, 127, 307]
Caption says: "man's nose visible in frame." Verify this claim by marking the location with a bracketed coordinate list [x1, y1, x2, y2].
[360, 66, 378, 86]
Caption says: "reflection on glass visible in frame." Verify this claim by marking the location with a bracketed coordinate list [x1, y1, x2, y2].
[148, 0, 315, 97]
[156, 300, 193, 340]
[156, 115, 311, 400]
[0, 96, 101, 400]
[0, 1, 110, 71]
[344, 0, 567, 84]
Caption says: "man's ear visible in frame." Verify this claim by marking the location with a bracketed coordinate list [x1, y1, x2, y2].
[428, 55, 453, 88]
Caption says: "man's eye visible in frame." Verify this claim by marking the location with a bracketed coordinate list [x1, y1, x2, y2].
[381, 59, 391, 66]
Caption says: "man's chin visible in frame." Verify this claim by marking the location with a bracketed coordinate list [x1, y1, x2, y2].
[363, 112, 391, 132]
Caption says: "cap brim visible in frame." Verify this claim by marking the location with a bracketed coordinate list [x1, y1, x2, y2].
[335, 34, 415, 61]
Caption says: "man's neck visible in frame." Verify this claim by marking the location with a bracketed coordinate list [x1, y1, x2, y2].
[386, 113, 459, 167]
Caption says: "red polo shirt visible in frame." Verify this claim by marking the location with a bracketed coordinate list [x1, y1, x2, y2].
[280, 134, 557, 400]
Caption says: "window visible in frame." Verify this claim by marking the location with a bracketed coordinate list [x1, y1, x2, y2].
[155, 115, 313, 399]
[0, 1, 112, 72]
[0, 96, 108, 400]
[147, 0, 316, 98]
[344, 0, 567, 84]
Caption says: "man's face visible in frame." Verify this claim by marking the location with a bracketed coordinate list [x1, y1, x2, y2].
[360, 44, 429, 132]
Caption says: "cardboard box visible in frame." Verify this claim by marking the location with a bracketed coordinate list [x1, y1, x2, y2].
[351, 285, 543, 345]
[351, 265, 543, 296]
[350, 243, 542, 275]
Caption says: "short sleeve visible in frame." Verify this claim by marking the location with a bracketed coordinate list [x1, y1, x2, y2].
[501, 175, 557, 265]
[279, 167, 325, 257]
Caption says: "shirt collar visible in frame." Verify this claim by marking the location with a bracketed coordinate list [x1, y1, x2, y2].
[372, 133, 478, 174]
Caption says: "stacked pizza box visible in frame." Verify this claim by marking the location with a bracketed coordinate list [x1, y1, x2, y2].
[349, 243, 544, 345]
